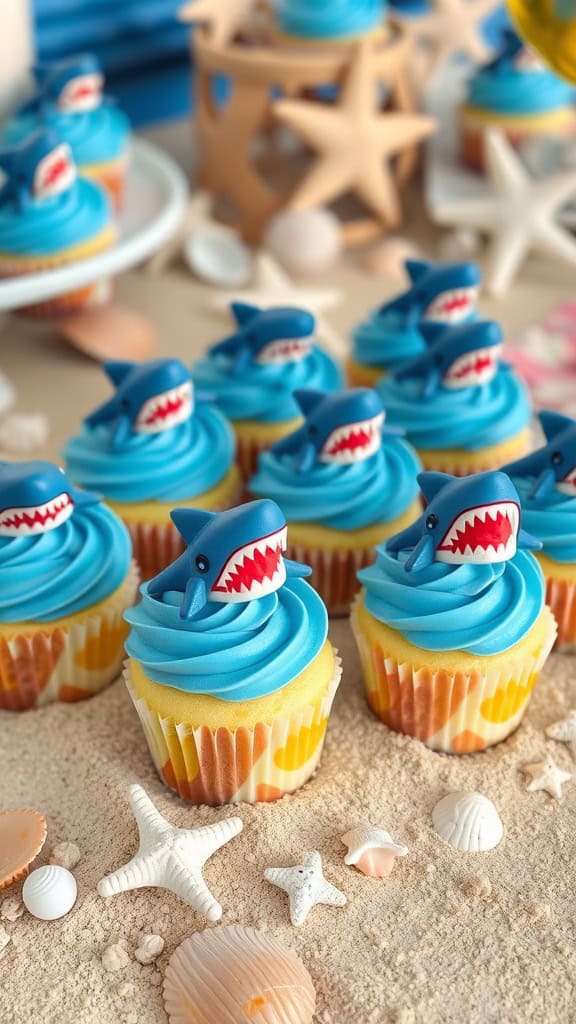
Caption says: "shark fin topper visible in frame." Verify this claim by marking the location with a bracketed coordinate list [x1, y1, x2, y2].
[379, 259, 480, 325]
[394, 320, 503, 398]
[503, 409, 576, 499]
[210, 304, 316, 375]
[0, 128, 76, 211]
[0, 460, 99, 537]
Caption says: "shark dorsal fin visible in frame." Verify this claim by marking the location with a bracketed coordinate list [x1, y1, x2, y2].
[405, 259, 431, 284]
[539, 409, 574, 443]
[103, 361, 136, 387]
[230, 301, 260, 328]
[418, 471, 455, 504]
[170, 508, 216, 544]
[419, 321, 447, 347]
[293, 389, 326, 417]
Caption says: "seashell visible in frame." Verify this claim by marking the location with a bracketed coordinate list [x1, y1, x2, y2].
[163, 925, 316, 1024]
[341, 822, 409, 878]
[0, 808, 47, 890]
[59, 305, 156, 361]
[22, 865, 77, 921]
[49, 841, 81, 871]
[0, 412, 48, 455]
[432, 792, 504, 853]
[362, 237, 421, 282]
[264, 208, 342, 277]
[184, 226, 253, 288]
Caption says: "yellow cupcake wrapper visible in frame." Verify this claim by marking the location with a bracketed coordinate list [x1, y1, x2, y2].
[124, 653, 342, 805]
[233, 418, 303, 482]
[0, 562, 139, 711]
[543, 575, 576, 653]
[345, 357, 387, 388]
[416, 428, 531, 476]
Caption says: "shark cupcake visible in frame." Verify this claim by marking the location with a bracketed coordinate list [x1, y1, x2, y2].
[273, 0, 387, 44]
[504, 410, 576, 651]
[64, 358, 240, 580]
[192, 303, 343, 480]
[124, 499, 342, 804]
[0, 460, 138, 711]
[247, 388, 422, 615]
[377, 319, 532, 475]
[352, 471, 557, 753]
[348, 260, 481, 387]
[3, 54, 131, 208]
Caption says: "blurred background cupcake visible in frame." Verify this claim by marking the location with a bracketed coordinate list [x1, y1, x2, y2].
[273, 0, 388, 45]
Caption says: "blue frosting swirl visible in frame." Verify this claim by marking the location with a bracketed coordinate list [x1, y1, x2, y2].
[0, 177, 111, 257]
[0, 503, 131, 623]
[124, 578, 328, 699]
[64, 403, 236, 503]
[192, 348, 343, 424]
[510, 476, 576, 563]
[377, 365, 531, 451]
[352, 309, 429, 372]
[276, 0, 387, 38]
[359, 547, 544, 655]
[3, 104, 130, 166]
[248, 435, 421, 529]
[466, 64, 574, 115]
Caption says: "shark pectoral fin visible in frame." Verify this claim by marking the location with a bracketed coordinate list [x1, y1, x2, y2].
[518, 528, 542, 552]
[530, 468, 555, 500]
[72, 486, 101, 507]
[111, 416, 132, 449]
[404, 535, 435, 573]
[180, 578, 207, 619]
[284, 558, 312, 578]
[421, 369, 441, 399]
[295, 443, 317, 474]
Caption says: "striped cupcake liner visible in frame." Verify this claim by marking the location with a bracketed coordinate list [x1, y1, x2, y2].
[545, 575, 576, 653]
[83, 155, 128, 212]
[417, 430, 531, 477]
[287, 542, 376, 617]
[0, 257, 113, 318]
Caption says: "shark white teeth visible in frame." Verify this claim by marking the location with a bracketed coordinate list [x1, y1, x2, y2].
[255, 336, 313, 365]
[58, 73, 104, 112]
[34, 143, 76, 200]
[211, 526, 288, 602]
[0, 491, 74, 536]
[135, 381, 193, 434]
[424, 286, 479, 324]
[321, 413, 385, 465]
[443, 345, 502, 389]
[436, 501, 519, 565]
[557, 466, 576, 495]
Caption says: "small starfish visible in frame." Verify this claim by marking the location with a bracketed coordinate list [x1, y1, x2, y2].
[399, 0, 500, 82]
[341, 822, 408, 878]
[97, 785, 243, 921]
[264, 851, 346, 927]
[546, 711, 576, 759]
[522, 757, 574, 801]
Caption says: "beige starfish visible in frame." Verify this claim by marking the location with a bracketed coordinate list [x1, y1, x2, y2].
[522, 757, 574, 801]
[273, 42, 436, 228]
[178, 0, 259, 47]
[399, 0, 500, 81]
[546, 711, 576, 760]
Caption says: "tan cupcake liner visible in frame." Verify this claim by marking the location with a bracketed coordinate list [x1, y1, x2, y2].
[84, 157, 127, 212]
[545, 575, 576, 653]
[416, 432, 531, 476]
[460, 113, 576, 172]
[287, 542, 376, 617]
[351, 600, 557, 753]
[124, 653, 342, 805]
[0, 257, 111, 318]
[236, 434, 273, 483]
[0, 562, 139, 711]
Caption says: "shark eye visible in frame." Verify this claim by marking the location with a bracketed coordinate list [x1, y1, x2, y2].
[552, 451, 564, 465]
[308, 425, 318, 437]
[434, 355, 443, 366]
[120, 398, 130, 410]
[426, 514, 438, 530]
[195, 555, 210, 573]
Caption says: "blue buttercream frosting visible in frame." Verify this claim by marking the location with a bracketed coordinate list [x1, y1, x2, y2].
[0, 176, 111, 257]
[359, 547, 544, 655]
[0, 502, 131, 624]
[64, 403, 236, 504]
[3, 104, 130, 166]
[377, 365, 531, 451]
[192, 348, 343, 424]
[124, 577, 328, 699]
[352, 309, 433, 372]
[510, 476, 576, 563]
[248, 435, 421, 529]
[466, 64, 574, 115]
[275, 0, 387, 38]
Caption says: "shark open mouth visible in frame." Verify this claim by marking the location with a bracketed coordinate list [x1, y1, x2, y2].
[436, 501, 519, 563]
[424, 286, 478, 323]
[557, 467, 576, 495]
[211, 525, 287, 600]
[256, 337, 312, 365]
[443, 345, 501, 388]
[321, 413, 385, 464]
[0, 491, 74, 536]
[35, 144, 76, 199]
[135, 382, 193, 433]
[59, 74, 104, 112]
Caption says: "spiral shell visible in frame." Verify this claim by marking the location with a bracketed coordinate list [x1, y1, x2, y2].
[432, 791, 504, 853]
[163, 925, 316, 1024]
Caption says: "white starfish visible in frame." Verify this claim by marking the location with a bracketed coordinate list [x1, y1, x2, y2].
[522, 757, 574, 801]
[341, 822, 408, 877]
[264, 850, 346, 927]
[97, 785, 243, 921]
[433, 129, 576, 296]
[546, 710, 576, 759]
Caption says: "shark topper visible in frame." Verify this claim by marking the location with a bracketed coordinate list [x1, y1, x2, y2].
[210, 303, 316, 375]
[0, 460, 99, 537]
[22, 54, 105, 115]
[504, 410, 576, 499]
[85, 359, 194, 449]
[0, 128, 76, 210]
[386, 471, 540, 572]
[148, 499, 311, 619]
[394, 320, 503, 399]
[379, 259, 480, 326]
[270, 388, 393, 472]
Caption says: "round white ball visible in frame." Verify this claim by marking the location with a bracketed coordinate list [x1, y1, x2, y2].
[264, 208, 342, 276]
[22, 865, 77, 921]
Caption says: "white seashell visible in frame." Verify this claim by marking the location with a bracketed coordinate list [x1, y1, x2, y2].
[341, 822, 408, 878]
[102, 944, 130, 972]
[184, 226, 253, 288]
[22, 865, 77, 921]
[264, 208, 342, 277]
[135, 933, 164, 965]
[0, 412, 48, 455]
[49, 841, 81, 871]
[432, 792, 503, 853]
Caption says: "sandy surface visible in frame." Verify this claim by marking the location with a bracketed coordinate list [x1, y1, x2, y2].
[1, 131, 576, 1023]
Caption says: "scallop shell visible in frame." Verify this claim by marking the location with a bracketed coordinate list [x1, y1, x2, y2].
[163, 925, 316, 1024]
[184, 226, 252, 288]
[0, 809, 47, 890]
[432, 792, 504, 853]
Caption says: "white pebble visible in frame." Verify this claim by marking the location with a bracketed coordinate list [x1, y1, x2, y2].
[264, 208, 342, 277]
[0, 926, 10, 956]
[102, 943, 130, 972]
[1, 897, 24, 922]
[134, 933, 164, 965]
[49, 842, 81, 871]
[22, 865, 77, 921]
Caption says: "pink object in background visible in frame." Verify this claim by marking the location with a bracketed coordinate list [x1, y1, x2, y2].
[506, 304, 576, 417]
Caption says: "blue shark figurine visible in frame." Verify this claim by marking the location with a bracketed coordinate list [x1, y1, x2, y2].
[270, 388, 395, 472]
[0, 460, 99, 537]
[379, 259, 480, 326]
[394, 320, 503, 399]
[504, 410, 576, 499]
[0, 128, 76, 211]
[85, 359, 194, 449]
[21, 54, 104, 116]
[386, 470, 540, 571]
[210, 303, 316, 375]
[148, 499, 311, 619]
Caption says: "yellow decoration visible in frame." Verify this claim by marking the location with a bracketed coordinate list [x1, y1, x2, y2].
[508, 0, 576, 84]
[274, 719, 328, 771]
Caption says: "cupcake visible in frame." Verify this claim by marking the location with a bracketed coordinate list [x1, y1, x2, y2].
[192, 302, 343, 480]
[460, 30, 576, 172]
[0, 459, 138, 711]
[377, 319, 532, 474]
[504, 410, 576, 651]
[124, 499, 342, 805]
[247, 387, 422, 615]
[3, 54, 130, 209]
[0, 128, 115, 317]
[352, 470, 557, 753]
[274, 0, 387, 44]
[64, 358, 241, 582]
[348, 259, 481, 387]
